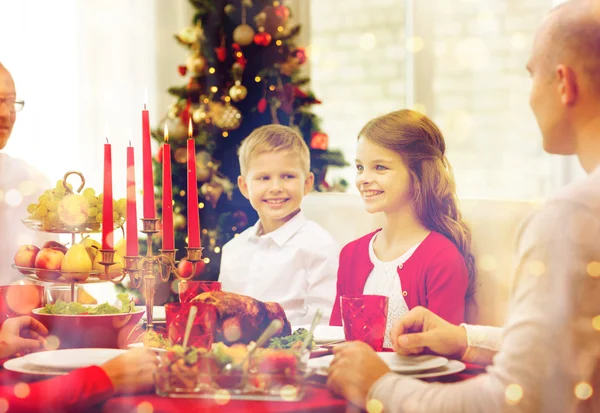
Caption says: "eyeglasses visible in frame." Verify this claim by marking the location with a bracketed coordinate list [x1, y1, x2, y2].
[0, 98, 25, 113]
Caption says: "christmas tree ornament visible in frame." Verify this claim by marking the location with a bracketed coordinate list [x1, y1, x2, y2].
[257, 97, 268, 113]
[186, 54, 207, 74]
[310, 132, 329, 150]
[292, 47, 307, 65]
[224, 4, 236, 15]
[253, 31, 272, 47]
[178, 65, 188, 76]
[167, 103, 180, 119]
[212, 174, 234, 200]
[177, 27, 197, 45]
[242, 0, 253, 7]
[254, 12, 267, 28]
[233, 24, 255, 46]
[229, 82, 248, 102]
[263, 5, 288, 34]
[173, 213, 186, 231]
[196, 150, 214, 182]
[274, 5, 290, 23]
[192, 106, 208, 123]
[155, 146, 164, 163]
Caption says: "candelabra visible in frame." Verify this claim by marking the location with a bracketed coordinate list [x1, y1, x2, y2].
[98, 218, 203, 331]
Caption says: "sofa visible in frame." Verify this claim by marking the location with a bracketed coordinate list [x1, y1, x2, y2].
[301, 192, 541, 327]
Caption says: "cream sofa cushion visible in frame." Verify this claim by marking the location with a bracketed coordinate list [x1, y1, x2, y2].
[302, 192, 541, 326]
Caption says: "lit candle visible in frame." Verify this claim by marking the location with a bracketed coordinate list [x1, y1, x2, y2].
[186, 119, 201, 248]
[162, 125, 174, 250]
[102, 138, 114, 250]
[141, 97, 155, 219]
[126, 143, 138, 256]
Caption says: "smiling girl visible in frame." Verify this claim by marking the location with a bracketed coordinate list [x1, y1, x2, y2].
[329, 110, 474, 348]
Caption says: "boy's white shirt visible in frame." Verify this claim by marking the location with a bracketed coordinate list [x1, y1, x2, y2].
[218, 210, 340, 326]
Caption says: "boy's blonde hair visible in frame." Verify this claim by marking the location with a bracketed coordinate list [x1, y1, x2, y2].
[237, 124, 311, 176]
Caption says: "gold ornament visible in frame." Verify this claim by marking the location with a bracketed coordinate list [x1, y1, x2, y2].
[210, 102, 242, 130]
[196, 151, 213, 182]
[229, 83, 248, 102]
[192, 106, 208, 123]
[177, 27, 197, 44]
[186, 54, 207, 74]
[167, 103, 179, 119]
[200, 182, 224, 209]
[254, 12, 267, 28]
[233, 24, 255, 46]
[224, 4, 236, 14]
[173, 213, 186, 231]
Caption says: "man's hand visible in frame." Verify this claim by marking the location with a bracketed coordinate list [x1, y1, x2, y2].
[326, 341, 391, 409]
[101, 348, 158, 395]
[390, 306, 468, 358]
[0, 316, 48, 358]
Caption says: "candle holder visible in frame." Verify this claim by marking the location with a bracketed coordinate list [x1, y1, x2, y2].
[100, 218, 205, 335]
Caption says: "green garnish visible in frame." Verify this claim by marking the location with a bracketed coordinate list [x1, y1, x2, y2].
[267, 327, 314, 350]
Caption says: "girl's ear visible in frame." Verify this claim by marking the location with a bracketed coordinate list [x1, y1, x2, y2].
[238, 175, 250, 199]
[304, 172, 315, 195]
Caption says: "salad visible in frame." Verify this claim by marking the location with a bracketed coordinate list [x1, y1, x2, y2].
[39, 293, 135, 315]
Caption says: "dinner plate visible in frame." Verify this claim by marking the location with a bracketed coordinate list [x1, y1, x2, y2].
[308, 352, 448, 374]
[293, 325, 345, 344]
[127, 342, 167, 353]
[23, 348, 126, 371]
[309, 359, 466, 379]
[4, 357, 67, 377]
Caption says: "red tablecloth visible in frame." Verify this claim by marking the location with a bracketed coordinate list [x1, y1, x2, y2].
[0, 362, 485, 413]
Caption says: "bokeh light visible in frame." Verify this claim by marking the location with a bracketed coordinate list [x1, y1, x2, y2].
[137, 401, 154, 413]
[280, 384, 298, 401]
[366, 398, 384, 413]
[505, 383, 523, 405]
[0, 398, 8, 413]
[587, 261, 600, 278]
[574, 382, 593, 400]
[527, 260, 546, 277]
[477, 254, 497, 272]
[359, 33, 377, 51]
[214, 389, 231, 405]
[406, 36, 424, 53]
[13, 383, 30, 399]
[5, 189, 23, 207]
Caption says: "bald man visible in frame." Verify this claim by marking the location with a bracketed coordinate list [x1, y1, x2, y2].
[0, 63, 50, 283]
[327, 1, 600, 412]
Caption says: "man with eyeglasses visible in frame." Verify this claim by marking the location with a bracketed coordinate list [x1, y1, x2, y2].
[0, 63, 50, 283]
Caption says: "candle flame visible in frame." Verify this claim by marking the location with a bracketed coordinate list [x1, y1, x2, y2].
[188, 118, 193, 138]
[164, 124, 169, 143]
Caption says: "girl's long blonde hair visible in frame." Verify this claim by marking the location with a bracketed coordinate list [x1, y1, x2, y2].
[359, 109, 476, 295]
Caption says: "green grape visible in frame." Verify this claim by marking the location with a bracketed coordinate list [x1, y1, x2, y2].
[97, 194, 104, 204]
[116, 198, 127, 215]
[82, 188, 96, 198]
[96, 212, 103, 223]
[34, 205, 48, 218]
[38, 193, 50, 203]
[87, 207, 99, 218]
[27, 203, 37, 214]
[55, 180, 64, 190]
[47, 211, 58, 223]
[87, 196, 98, 207]
[46, 200, 58, 211]
[53, 187, 66, 198]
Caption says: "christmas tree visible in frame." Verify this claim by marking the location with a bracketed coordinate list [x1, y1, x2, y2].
[152, 0, 347, 282]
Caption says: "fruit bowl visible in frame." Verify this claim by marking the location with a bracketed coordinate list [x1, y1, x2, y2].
[32, 305, 145, 349]
[21, 217, 125, 234]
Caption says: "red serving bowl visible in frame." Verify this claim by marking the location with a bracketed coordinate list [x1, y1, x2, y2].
[32, 306, 145, 349]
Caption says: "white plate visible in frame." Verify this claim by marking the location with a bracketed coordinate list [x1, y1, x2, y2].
[308, 352, 448, 374]
[127, 342, 167, 353]
[309, 358, 465, 379]
[141, 306, 166, 322]
[3, 357, 67, 377]
[293, 325, 345, 344]
[23, 348, 126, 371]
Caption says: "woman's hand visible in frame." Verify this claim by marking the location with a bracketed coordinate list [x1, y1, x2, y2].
[390, 306, 468, 358]
[327, 341, 391, 409]
[100, 348, 159, 395]
[0, 316, 48, 358]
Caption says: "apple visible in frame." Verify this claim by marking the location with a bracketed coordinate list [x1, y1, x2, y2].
[177, 258, 205, 279]
[14, 244, 40, 268]
[42, 240, 68, 255]
[34, 247, 65, 280]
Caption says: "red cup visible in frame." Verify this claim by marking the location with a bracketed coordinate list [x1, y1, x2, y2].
[165, 302, 218, 349]
[340, 294, 388, 351]
[178, 281, 222, 303]
[0, 284, 45, 322]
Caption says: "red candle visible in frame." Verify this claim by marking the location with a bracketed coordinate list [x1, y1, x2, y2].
[142, 102, 155, 219]
[186, 119, 201, 248]
[126, 144, 139, 256]
[102, 139, 114, 250]
[162, 125, 174, 250]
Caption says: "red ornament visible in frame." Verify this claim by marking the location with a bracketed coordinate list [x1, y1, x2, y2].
[215, 46, 227, 62]
[257, 98, 268, 113]
[292, 48, 307, 65]
[180, 100, 191, 126]
[253, 32, 272, 47]
[178, 65, 188, 76]
[310, 132, 329, 150]
[155, 145, 164, 163]
[274, 5, 290, 23]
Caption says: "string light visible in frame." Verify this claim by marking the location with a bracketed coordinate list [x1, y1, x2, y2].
[210, 86, 218, 93]
[208, 67, 216, 74]
[255, 76, 261, 82]
[276, 40, 282, 46]
[269, 85, 276, 91]
[222, 132, 229, 137]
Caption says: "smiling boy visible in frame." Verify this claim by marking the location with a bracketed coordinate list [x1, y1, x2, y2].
[218, 125, 339, 326]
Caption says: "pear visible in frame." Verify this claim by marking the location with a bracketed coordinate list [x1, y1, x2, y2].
[114, 238, 127, 258]
[61, 244, 92, 282]
[81, 237, 101, 262]
[93, 250, 124, 280]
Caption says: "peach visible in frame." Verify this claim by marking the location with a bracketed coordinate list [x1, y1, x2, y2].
[34, 248, 65, 281]
[14, 244, 40, 268]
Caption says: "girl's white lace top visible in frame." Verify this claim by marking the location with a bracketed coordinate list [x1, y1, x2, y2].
[363, 233, 423, 348]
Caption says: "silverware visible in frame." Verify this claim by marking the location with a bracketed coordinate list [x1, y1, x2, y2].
[181, 305, 198, 352]
[298, 309, 322, 355]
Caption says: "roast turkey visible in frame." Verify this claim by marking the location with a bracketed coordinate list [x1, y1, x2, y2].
[191, 291, 291, 345]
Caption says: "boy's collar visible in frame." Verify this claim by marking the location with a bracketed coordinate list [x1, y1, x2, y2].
[248, 210, 307, 247]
